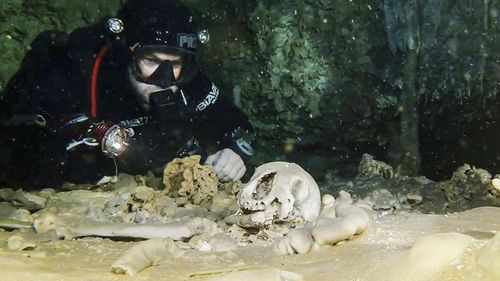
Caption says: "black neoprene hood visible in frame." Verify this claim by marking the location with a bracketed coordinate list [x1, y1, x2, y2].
[118, 0, 198, 54]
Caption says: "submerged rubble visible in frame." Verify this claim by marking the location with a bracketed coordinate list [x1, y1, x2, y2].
[0, 155, 499, 280]
[325, 153, 500, 214]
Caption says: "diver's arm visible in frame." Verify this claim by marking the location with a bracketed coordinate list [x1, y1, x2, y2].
[2, 43, 116, 187]
[178, 70, 254, 182]
[182, 70, 255, 161]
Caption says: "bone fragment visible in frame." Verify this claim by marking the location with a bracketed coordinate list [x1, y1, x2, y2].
[7, 230, 59, 251]
[34, 212, 218, 240]
[0, 202, 18, 217]
[225, 205, 279, 228]
[0, 188, 46, 210]
[273, 224, 314, 256]
[190, 233, 238, 252]
[110, 238, 185, 275]
[0, 219, 32, 230]
[312, 191, 371, 245]
[0, 203, 33, 230]
[274, 191, 371, 255]
[492, 178, 500, 193]
[318, 194, 336, 219]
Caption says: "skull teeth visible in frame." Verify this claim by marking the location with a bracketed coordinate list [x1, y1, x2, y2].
[243, 198, 282, 212]
[243, 200, 268, 211]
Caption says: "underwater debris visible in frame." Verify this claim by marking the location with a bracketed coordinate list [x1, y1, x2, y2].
[163, 155, 219, 207]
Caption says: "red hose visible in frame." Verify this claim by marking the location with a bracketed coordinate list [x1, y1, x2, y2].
[90, 43, 111, 118]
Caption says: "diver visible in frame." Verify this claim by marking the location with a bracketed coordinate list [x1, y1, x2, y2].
[0, 0, 254, 188]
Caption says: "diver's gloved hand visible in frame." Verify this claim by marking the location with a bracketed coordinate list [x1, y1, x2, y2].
[205, 148, 246, 182]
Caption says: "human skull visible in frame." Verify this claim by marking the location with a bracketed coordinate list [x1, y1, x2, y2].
[237, 162, 321, 226]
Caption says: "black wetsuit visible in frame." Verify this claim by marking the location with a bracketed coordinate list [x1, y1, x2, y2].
[0, 21, 253, 188]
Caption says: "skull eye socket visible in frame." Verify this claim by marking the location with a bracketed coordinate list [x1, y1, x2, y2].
[253, 172, 277, 200]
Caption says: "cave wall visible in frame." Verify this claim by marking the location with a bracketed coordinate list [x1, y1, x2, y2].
[189, 0, 392, 146]
[183, 0, 500, 178]
[0, 0, 123, 90]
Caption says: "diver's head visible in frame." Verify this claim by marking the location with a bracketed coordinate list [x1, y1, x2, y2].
[118, 0, 208, 90]
[127, 49, 185, 111]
